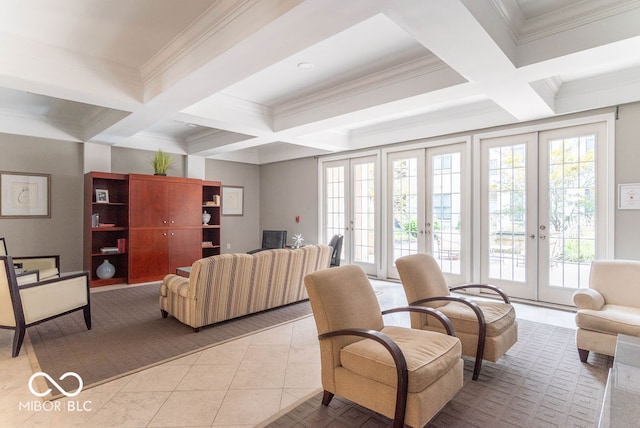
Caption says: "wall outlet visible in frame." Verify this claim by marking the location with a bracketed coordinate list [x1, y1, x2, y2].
[226, 243, 231, 249]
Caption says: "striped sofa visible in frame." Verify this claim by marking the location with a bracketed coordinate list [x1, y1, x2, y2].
[159, 245, 333, 331]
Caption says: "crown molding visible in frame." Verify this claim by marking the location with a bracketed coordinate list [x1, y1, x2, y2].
[490, 0, 640, 44]
[274, 54, 448, 120]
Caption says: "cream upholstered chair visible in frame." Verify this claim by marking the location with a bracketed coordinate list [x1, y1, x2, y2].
[0, 237, 60, 282]
[0, 255, 91, 357]
[573, 259, 640, 362]
[396, 253, 517, 381]
[304, 264, 463, 428]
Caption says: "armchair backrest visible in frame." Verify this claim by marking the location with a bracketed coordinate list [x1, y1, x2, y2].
[327, 234, 343, 267]
[305, 264, 384, 335]
[0, 256, 18, 328]
[0, 238, 6, 256]
[589, 259, 640, 307]
[262, 230, 287, 249]
[395, 253, 450, 308]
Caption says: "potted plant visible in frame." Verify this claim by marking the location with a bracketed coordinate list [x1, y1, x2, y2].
[151, 149, 172, 175]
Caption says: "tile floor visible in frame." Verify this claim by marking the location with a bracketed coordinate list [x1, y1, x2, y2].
[0, 279, 577, 427]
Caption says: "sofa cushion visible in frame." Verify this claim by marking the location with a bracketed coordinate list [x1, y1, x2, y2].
[340, 326, 461, 393]
[576, 304, 640, 336]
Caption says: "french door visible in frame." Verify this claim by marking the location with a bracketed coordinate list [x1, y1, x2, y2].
[479, 122, 610, 305]
[323, 155, 377, 275]
[386, 143, 467, 283]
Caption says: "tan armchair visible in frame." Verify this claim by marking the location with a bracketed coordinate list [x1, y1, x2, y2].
[0, 255, 91, 357]
[0, 237, 60, 282]
[396, 253, 517, 380]
[304, 264, 463, 428]
[573, 259, 640, 362]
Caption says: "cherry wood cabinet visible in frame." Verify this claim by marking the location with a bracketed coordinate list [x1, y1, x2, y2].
[128, 174, 203, 283]
[84, 173, 222, 286]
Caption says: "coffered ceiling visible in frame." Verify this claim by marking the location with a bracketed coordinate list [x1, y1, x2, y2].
[1, 0, 639, 164]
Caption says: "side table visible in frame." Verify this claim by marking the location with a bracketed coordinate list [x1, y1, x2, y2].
[176, 266, 191, 278]
[599, 334, 640, 427]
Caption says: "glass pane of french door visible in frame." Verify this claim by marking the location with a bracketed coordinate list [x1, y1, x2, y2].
[429, 147, 463, 276]
[352, 160, 376, 265]
[323, 157, 377, 274]
[538, 122, 607, 304]
[480, 133, 537, 300]
[387, 151, 423, 277]
[324, 161, 346, 251]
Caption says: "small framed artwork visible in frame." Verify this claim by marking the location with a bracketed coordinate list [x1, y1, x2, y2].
[0, 171, 51, 218]
[222, 186, 244, 216]
[619, 183, 640, 209]
[95, 189, 109, 204]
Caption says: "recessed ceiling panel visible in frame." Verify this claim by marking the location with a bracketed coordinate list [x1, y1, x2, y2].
[222, 13, 431, 107]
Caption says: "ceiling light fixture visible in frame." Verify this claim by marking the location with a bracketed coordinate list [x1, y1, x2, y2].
[297, 62, 314, 70]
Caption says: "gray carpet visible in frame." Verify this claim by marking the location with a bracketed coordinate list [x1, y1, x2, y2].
[27, 282, 312, 397]
[265, 319, 612, 427]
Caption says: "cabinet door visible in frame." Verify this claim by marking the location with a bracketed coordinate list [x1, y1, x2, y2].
[129, 179, 169, 228]
[168, 228, 202, 273]
[129, 229, 169, 282]
[169, 182, 202, 227]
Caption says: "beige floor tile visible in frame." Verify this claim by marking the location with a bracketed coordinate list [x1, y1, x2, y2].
[120, 364, 190, 392]
[214, 388, 282, 426]
[287, 342, 320, 364]
[283, 362, 321, 389]
[148, 390, 226, 427]
[17, 389, 117, 428]
[83, 391, 171, 427]
[249, 323, 293, 346]
[240, 344, 290, 367]
[176, 364, 238, 391]
[196, 337, 251, 365]
[230, 363, 287, 389]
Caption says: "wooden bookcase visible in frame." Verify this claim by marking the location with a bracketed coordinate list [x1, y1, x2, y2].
[84, 173, 222, 286]
[83, 172, 129, 287]
[202, 180, 222, 258]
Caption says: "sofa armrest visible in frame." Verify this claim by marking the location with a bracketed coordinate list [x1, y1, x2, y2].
[161, 274, 191, 298]
[573, 288, 605, 310]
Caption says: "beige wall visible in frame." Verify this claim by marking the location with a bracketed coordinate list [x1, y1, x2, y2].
[0, 134, 84, 272]
[613, 103, 640, 259]
[260, 157, 319, 246]
[1, 101, 639, 277]
[206, 159, 260, 253]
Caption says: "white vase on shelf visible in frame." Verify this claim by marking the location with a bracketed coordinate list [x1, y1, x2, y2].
[202, 211, 211, 225]
[96, 259, 115, 279]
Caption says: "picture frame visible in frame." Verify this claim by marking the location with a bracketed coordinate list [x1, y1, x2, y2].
[222, 186, 244, 216]
[95, 189, 109, 204]
[618, 183, 640, 209]
[0, 171, 51, 218]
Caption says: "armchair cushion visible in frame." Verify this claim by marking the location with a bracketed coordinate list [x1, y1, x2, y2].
[341, 325, 461, 393]
[575, 305, 640, 336]
[20, 275, 88, 324]
[431, 300, 516, 337]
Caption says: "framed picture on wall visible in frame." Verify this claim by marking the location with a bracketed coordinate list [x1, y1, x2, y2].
[222, 186, 243, 216]
[0, 171, 51, 218]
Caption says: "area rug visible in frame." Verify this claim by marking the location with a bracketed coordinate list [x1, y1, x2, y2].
[26, 282, 313, 398]
[262, 319, 612, 427]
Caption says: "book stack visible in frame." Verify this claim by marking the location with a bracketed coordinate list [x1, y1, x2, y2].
[204, 195, 220, 206]
[100, 247, 119, 254]
[117, 238, 126, 253]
